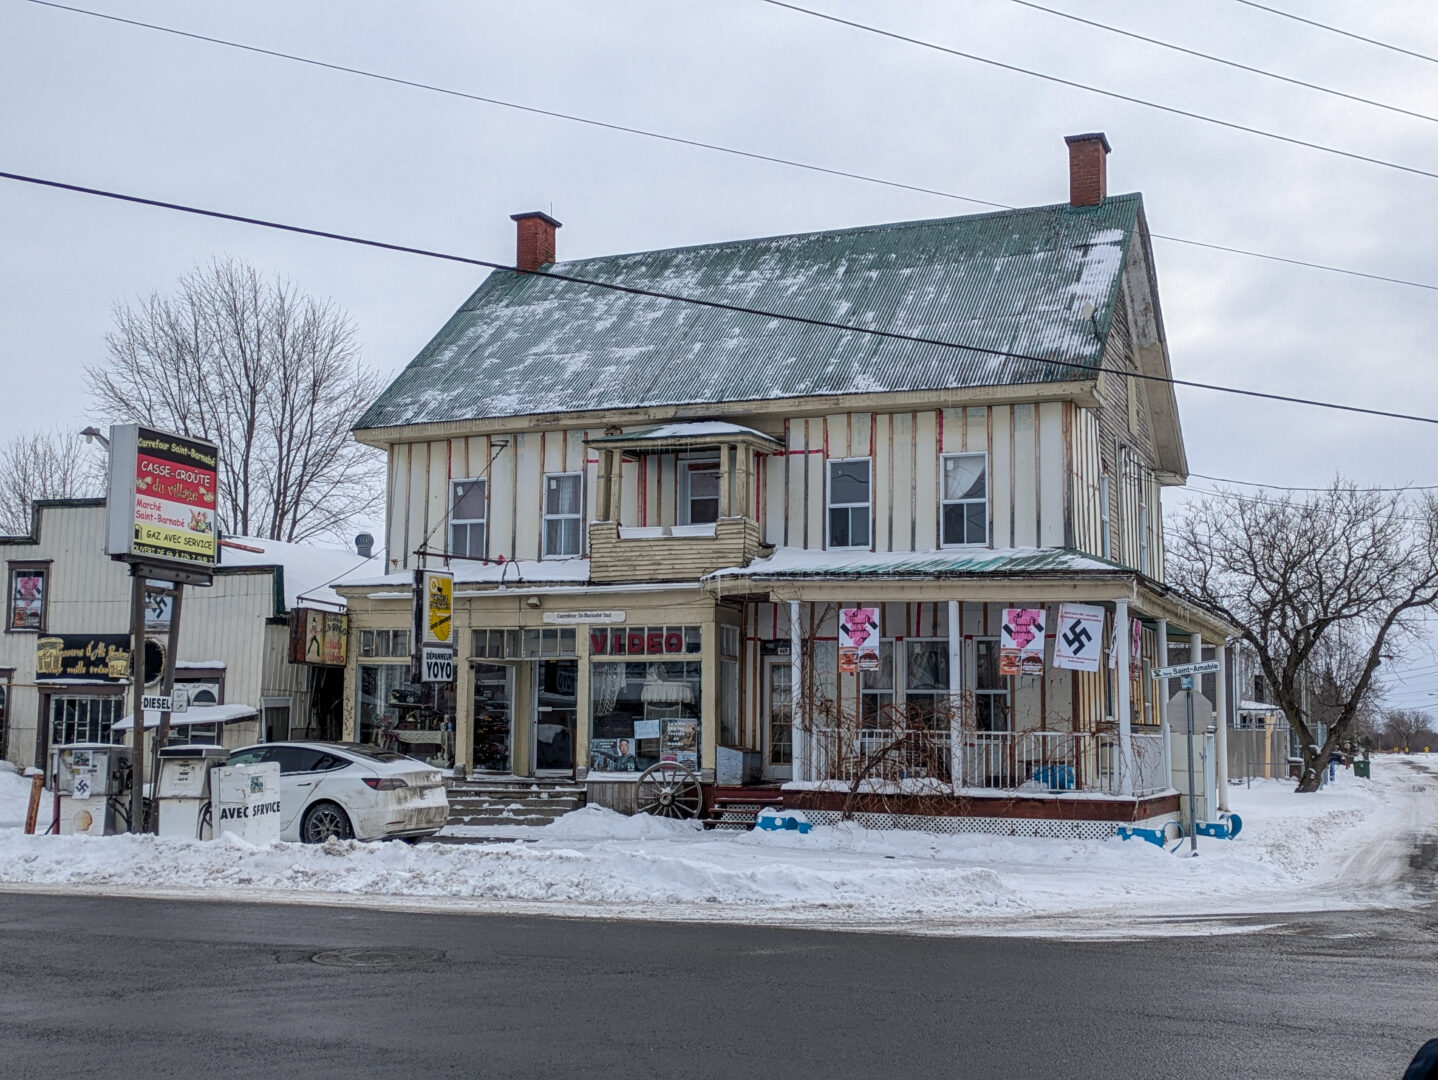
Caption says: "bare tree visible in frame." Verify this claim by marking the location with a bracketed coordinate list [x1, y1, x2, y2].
[0, 428, 106, 535]
[1168, 480, 1438, 792]
[1383, 708, 1437, 752]
[89, 257, 383, 542]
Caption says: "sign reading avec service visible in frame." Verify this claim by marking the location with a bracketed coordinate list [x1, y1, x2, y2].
[106, 424, 220, 568]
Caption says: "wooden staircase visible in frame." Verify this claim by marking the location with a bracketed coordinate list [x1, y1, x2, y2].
[702, 785, 785, 831]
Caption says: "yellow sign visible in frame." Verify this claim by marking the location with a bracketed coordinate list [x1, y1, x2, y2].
[423, 570, 453, 645]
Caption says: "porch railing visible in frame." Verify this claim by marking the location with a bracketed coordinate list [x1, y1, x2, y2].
[809, 727, 1170, 798]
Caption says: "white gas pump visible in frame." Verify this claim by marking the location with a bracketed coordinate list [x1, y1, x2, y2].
[211, 762, 282, 844]
[49, 743, 133, 835]
[156, 745, 230, 840]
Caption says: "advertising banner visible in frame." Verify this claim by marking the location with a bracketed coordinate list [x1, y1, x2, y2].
[419, 569, 454, 647]
[106, 425, 220, 569]
[289, 608, 350, 666]
[1000, 608, 1047, 676]
[35, 634, 132, 681]
[1053, 603, 1104, 672]
[838, 607, 881, 674]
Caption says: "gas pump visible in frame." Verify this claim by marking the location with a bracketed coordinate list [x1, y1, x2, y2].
[49, 743, 133, 835]
[156, 745, 230, 840]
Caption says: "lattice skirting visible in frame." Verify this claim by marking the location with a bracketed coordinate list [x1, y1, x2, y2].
[797, 810, 1177, 840]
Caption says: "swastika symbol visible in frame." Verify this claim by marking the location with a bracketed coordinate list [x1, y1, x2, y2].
[1062, 621, 1092, 653]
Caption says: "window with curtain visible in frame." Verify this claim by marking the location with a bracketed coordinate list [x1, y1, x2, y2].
[904, 641, 950, 728]
[544, 473, 584, 557]
[940, 454, 987, 546]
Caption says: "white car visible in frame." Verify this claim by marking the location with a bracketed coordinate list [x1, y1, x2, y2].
[224, 742, 449, 843]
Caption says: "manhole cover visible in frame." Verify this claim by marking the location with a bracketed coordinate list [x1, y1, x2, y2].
[309, 947, 444, 969]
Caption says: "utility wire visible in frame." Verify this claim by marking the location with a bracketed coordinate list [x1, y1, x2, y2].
[1009, 0, 1438, 126]
[1227, 0, 1438, 67]
[5, 168, 1438, 430]
[1187, 472, 1438, 492]
[760, 0, 1438, 183]
[18, 0, 1438, 296]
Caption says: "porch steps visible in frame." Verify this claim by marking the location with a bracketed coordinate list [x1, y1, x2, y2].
[702, 787, 785, 831]
[443, 779, 586, 830]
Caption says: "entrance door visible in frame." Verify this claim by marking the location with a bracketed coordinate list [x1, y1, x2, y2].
[762, 658, 793, 781]
[533, 659, 577, 773]
[472, 662, 513, 773]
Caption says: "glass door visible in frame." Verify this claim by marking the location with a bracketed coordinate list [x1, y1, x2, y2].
[762, 658, 792, 780]
[534, 659, 577, 772]
[472, 662, 513, 773]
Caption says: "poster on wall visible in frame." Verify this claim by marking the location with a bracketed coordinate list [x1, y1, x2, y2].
[589, 738, 639, 772]
[661, 718, 698, 770]
[105, 424, 219, 569]
[9, 568, 45, 630]
[1053, 603, 1104, 672]
[1000, 608, 1046, 676]
[838, 607, 881, 673]
[1131, 617, 1143, 681]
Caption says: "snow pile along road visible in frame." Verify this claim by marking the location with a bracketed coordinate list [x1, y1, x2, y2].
[0, 757, 1429, 932]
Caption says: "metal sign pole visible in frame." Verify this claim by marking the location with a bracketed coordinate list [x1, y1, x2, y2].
[128, 571, 147, 833]
[1184, 676, 1198, 855]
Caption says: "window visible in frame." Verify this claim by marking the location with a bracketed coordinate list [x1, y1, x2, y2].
[359, 629, 410, 658]
[975, 639, 1009, 732]
[588, 660, 702, 773]
[681, 459, 721, 525]
[8, 564, 48, 632]
[860, 641, 895, 726]
[450, 479, 487, 558]
[543, 472, 583, 558]
[49, 694, 122, 746]
[521, 627, 576, 658]
[940, 454, 988, 546]
[357, 664, 416, 744]
[904, 641, 950, 727]
[827, 458, 871, 548]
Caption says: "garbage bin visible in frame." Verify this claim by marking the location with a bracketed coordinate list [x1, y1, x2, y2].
[1354, 758, 1371, 779]
[156, 745, 230, 840]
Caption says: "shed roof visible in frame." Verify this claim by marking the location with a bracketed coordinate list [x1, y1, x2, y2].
[358, 195, 1143, 430]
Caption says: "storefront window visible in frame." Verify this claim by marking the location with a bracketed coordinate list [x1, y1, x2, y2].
[49, 694, 122, 745]
[473, 662, 512, 772]
[589, 660, 702, 773]
[522, 628, 576, 658]
[358, 664, 416, 745]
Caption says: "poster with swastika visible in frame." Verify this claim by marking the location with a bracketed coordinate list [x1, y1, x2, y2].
[1053, 603, 1104, 672]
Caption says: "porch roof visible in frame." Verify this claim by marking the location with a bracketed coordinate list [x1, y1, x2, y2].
[705, 545, 1125, 580]
[585, 421, 781, 452]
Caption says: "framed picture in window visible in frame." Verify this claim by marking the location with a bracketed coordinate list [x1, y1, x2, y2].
[8, 566, 47, 631]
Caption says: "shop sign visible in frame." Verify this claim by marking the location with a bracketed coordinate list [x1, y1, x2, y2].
[418, 569, 453, 646]
[1000, 608, 1046, 676]
[838, 607, 880, 674]
[35, 634, 132, 681]
[1053, 603, 1103, 672]
[289, 608, 350, 666]
[589, 626, 699, 656]
[420, 645, 455, 684]
[105, 424, 219, 569]
[760, 640, 791, 657]
[543, 610, 625, 625]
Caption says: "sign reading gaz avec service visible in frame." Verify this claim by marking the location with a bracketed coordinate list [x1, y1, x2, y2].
[106, 424, 220, 568]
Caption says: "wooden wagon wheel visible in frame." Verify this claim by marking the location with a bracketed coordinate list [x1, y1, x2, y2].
[634, 761, 703, 819]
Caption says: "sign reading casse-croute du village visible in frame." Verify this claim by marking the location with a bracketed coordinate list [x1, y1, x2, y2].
[106, 424, 220, 568]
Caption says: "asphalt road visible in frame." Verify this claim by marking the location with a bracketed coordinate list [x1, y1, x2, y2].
[1, 894, 1436, 1079]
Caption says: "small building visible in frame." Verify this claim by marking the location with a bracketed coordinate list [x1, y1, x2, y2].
[0, 498, 371, 767]
[338, 133, 1236, 835]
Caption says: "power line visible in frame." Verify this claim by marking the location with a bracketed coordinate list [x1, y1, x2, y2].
[15, 1, 1438, 297]
[1180, 485, 1432, 525]
[1188, 472, 1438, 492]
[760, 0, 1438, 183]
[1227, 0, 1438, 68]
[5, 167, 1438, 429]
[1010, 0, 1438, 126]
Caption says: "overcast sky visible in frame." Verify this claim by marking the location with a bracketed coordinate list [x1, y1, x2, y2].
[4, 0, 1438, 699]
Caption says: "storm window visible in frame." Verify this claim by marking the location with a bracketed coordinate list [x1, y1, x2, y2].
[827, 458, 871, 549]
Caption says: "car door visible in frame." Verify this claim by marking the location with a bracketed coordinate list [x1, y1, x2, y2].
[261, 746, 333, 834]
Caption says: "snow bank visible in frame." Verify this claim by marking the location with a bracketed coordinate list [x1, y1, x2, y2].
[0, 768, 41, 830]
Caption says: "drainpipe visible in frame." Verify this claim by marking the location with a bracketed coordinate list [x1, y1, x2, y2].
[1156, 618, 1171, 786]
[1115, 598, 1132, 796]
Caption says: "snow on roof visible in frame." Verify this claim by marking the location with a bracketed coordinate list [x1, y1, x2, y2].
[113, 703, 259, 732]
[589, 421, 780, 444]
[339, 557, 591, 592]
[1240, 699, 1282, 713]
[218, 537, 386, 609]
[706, 546, 1125, 580]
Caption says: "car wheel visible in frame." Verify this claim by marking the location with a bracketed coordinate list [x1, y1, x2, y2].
[301, 801, 353, 844]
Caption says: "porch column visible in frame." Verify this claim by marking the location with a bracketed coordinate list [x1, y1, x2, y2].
[610, 450, 624, 524]
[1215, 638, 1230, 811]
[789, 600, 805, 781]
[1156, 618, 1172, 788]
[1115, 598, 1133, 796]
[719, 444, 733, 518]
[596, 449, 614, 521]
[948, 600, 962, 792]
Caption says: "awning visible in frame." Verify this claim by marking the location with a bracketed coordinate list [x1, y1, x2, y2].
[586, 421, 780, 452]
[113, 703, 259, 732]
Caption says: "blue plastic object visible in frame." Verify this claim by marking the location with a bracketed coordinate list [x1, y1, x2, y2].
[755, 812, 812, 835]
[1030, 764, 1075, 791]
[1193, 812, 1243, 840]
[1117, 820, 1183, 847]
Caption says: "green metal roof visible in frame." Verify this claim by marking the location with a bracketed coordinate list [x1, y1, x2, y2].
[358, 195, 1142, 430]
[705, 546, 1131, 580]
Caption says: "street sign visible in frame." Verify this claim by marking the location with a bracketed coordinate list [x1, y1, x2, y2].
[420, 646, 455, 684]
[1151, 660, 1220, 680]
[141, 694, 173, 712]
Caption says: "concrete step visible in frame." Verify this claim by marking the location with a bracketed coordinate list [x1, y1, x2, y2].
[447, 797, 584, 813]
[448, 813, 564, 827]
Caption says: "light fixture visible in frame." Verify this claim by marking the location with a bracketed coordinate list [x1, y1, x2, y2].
[525, 595, 542, 609]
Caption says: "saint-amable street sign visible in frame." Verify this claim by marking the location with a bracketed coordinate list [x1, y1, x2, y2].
[1151, 660, 1220, 680]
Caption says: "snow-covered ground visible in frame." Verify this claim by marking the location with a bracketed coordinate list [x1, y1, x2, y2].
[1, 756, 1432, 937]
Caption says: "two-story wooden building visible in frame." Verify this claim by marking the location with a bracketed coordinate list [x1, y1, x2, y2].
[337, 133, 1235, 835]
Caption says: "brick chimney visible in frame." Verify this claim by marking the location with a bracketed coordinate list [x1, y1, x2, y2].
[1064, 133, 1111, 208]
[511, 211, 562, 272]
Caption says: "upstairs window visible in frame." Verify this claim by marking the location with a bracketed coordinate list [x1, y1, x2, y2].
[940, 453, 988, 546]
[827, 458, 871, 549]
[8, 563, 48, 632]
[544, 472, 584, 558]
[450, 479, 487, 559]
[682, 459, 721, 525]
